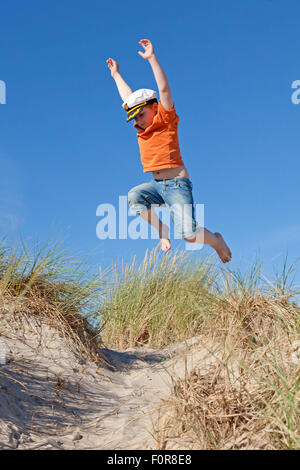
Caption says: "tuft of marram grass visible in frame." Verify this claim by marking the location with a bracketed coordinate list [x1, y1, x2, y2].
[99, 245, 221, 348]
[99, 247, 299, 349]
[154, 325, 299, 450]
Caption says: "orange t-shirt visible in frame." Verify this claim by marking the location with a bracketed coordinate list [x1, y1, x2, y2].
[133, 99, 184, 173]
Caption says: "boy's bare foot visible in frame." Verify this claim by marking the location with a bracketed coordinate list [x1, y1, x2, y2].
[213, 232, 232, 263]
[159, 238, 171, 252]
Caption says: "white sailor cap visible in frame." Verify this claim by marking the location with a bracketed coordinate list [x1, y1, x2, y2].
[122, 88, 158, 122]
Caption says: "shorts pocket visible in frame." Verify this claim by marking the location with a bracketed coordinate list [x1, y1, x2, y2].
[177, 178, 193, 190]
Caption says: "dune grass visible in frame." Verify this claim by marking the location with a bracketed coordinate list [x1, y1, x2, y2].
[0, 233, 299, 449]
[99, 247, 221, 348]
[0, 233, 111, 367]
[98, 246, 299, 348]
[98, 245, 299, 449]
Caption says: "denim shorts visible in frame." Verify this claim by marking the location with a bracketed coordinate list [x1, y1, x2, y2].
[128, 177, 201, 239]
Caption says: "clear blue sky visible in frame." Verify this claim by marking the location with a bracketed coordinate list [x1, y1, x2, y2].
[0, 0, 299, 292]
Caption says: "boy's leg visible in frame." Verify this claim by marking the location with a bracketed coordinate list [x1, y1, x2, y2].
[128, 181, 171, 252]
[184, 229, 232, 263]
[161, 178, 232, 263]
[139, 208, 171, 252]
[184, 227, 216, 247]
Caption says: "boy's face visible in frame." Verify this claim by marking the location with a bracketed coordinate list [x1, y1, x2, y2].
[134, 102, 158, 130]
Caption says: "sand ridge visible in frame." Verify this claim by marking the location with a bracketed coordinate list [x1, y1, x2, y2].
[0, 315, 230, 450]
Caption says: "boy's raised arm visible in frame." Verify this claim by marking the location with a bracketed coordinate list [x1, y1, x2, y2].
[138, 39, 174, 110]
[106, 58, 133, 102]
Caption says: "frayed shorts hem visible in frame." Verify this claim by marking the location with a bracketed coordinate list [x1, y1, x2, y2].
[128, 203, 152, 215]
[175, 226, 203, 240]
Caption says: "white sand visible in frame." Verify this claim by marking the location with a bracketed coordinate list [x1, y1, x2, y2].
[0, 315, 236, 450]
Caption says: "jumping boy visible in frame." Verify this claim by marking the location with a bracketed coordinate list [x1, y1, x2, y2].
[106, 39, 232, 263]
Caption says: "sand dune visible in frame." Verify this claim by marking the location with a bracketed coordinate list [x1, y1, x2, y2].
[0, 314, 235, 450]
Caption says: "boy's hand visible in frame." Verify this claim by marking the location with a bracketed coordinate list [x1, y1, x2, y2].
[106, 57, 119, 78]
[138, 39, 155, 60]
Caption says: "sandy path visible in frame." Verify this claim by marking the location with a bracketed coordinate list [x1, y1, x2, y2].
[0, 318, 225, 450]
